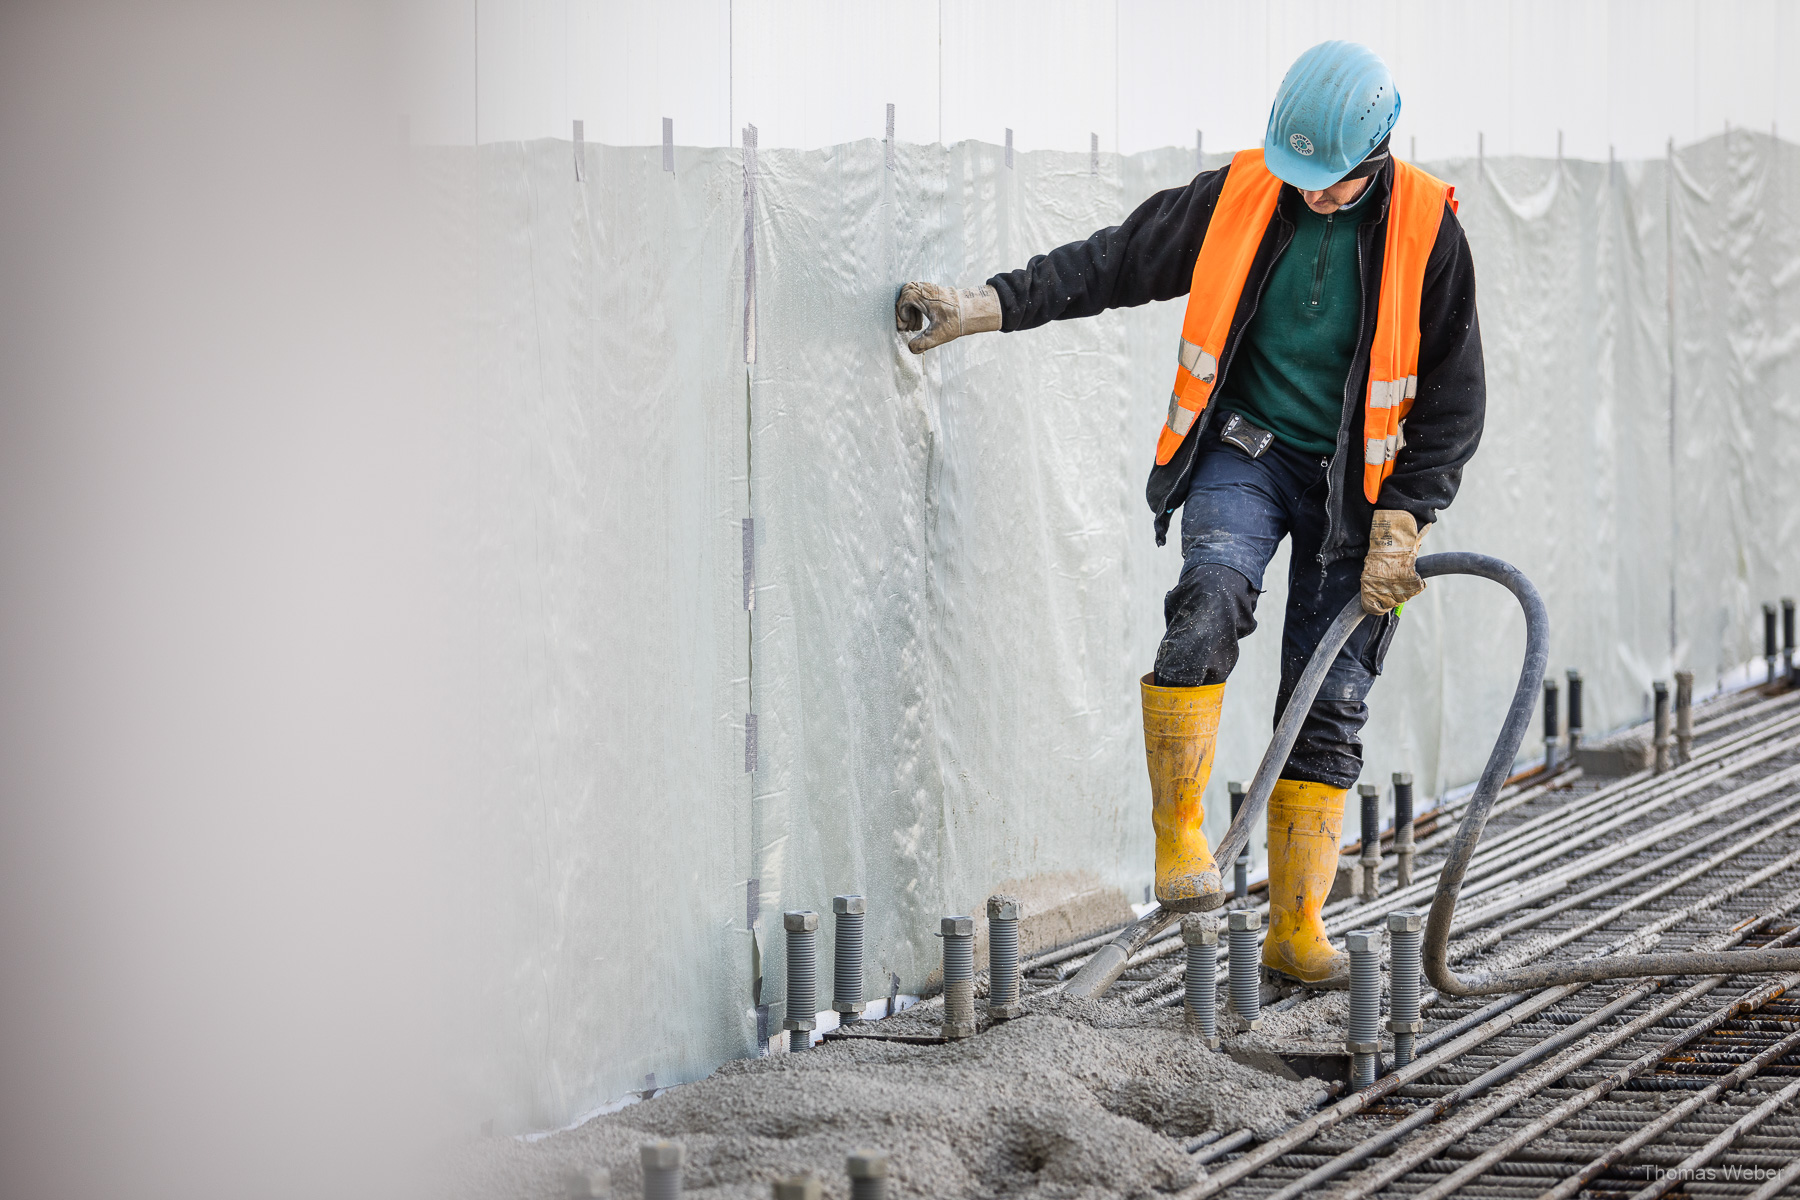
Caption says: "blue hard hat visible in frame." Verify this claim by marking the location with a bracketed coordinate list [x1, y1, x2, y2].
[1263, 41, 1400, 191]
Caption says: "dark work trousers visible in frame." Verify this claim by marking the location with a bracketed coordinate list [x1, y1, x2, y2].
[1153, 424, 1398, 788]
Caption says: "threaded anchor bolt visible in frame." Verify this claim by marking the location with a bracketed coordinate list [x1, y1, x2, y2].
[832, 895, 867, 1024]
[1228, 780, 1250, 900]
[1767, 603, 1781, 684]
[986, 895, 1022, 1020]
[1542, 677, 1560, 771]
[1652, 680, 1671, 774]
[1674, 671, 1694, 765]
[1346, 927, 1384, 1089]
[641, 1141, 683, 1200]
[782, 910, 818, 1052]
[1227, 909, 1262, 1030]
[1386, 910, 1424, 1068]
[1567, 668, 1584, 750]
[940, 915, 976, 1038]
[847, 1149, 889, 1200]
[563, 1166, 609, 1199]
[771, 1176, 821, 1200]
[1391, 772, 1415, 888]
[1784, 598, 1797, 685]
[1357, 783, 1381, 901]
[1182, 915, 1220, 1047]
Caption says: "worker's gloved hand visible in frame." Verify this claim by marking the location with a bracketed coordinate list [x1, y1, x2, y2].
[894, 282, 1001, 354]
[1360, 509, 1427, 615]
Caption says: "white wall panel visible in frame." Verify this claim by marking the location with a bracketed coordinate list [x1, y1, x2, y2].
[732, 0, 940, 150]
[421, 0, 1800, 1138]
[428, 1, 1800, 159]
[450, 131, 1800, 1131]
[939, 0, 1120, 153]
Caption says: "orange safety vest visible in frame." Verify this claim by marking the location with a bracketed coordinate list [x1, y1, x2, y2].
[1156, 149, 1456, 504]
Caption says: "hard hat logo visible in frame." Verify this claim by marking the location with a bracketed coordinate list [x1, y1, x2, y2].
[1263, 41, 1401, 191]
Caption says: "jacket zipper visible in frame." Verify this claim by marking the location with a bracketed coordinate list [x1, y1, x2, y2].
[1308, 214, 1334, 307]
[1185, 219, 1296, 456]
[1323, 218, 1375, 563]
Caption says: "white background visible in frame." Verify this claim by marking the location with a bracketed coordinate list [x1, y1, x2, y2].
[407, 0, 1800, 160]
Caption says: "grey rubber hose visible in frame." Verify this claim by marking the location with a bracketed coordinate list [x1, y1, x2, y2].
[1068, 551, 1800, 1004]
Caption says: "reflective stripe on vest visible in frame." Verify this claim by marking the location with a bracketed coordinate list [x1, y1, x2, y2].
[1156, 151, 1455, 506]
[1361, 159, 1454, 502]
[1155, 150, 1282, 466]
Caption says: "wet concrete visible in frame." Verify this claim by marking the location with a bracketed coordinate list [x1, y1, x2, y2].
[452, 990, 1338, 1199]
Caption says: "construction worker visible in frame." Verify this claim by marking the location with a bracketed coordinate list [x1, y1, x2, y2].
[894, 42, 1483, 986]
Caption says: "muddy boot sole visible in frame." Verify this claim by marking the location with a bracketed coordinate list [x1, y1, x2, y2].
[1155, 870, 1223, 913]
[1264, 964, 1351, 991]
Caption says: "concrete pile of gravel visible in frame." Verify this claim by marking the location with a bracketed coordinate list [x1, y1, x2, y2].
[452, 994, 1325, 1199]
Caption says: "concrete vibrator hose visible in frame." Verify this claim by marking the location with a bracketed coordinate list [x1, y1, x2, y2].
[1062, 551, 1800, 1002]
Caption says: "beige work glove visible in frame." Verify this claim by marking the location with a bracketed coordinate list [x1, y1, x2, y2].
[1360, 509, 1427, 615]
[894, 282, 1002, 353]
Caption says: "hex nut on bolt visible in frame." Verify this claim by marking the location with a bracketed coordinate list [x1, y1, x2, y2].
[847, 1149, 889, 1178]
[987, 895, 1020, 921]
[1227, 910, 1260, 932]
[641, 1142, 683, 1171]
[1182, 916, 1220, 945]
[772, 1176, 822, 1200]
[784, 911, 819, 932]
[847, 1148, 890, 1200]
[1386, 911, 1422, 934]
[941, 915, 973, 936]
[833, 895, 866, 915]
[1345, 928, 1384, 954]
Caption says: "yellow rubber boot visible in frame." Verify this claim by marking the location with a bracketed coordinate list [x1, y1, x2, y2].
[1141, 674, 1226, 912]
[1263, 778, 1351, 987]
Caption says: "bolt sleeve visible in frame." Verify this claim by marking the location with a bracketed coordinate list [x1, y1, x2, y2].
[1390, 924, 1422, 1067]
[643, 1164, 681, 1200]
[941, 931, 975, 1036]
[1186, 941, 1218, 1040]
[833, 913, 865, 1011]
[787, 932, 816, 1018]
[988, 919, 1019, 1009]
[1347, 944, 1381, 1045]
[1227, 927, 1260, 1021]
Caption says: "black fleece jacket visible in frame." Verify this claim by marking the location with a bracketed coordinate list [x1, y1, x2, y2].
[986, 158, 1485, 560]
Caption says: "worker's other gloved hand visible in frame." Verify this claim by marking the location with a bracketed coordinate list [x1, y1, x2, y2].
[894, 282, 1001, 354]
[1360, 509, 1427, 614]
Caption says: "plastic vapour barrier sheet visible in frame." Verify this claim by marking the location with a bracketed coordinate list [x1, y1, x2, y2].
[440, 133, 1800, 1130]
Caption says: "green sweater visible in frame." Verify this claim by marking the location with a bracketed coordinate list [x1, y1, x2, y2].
[1222, 186, 1374, 455]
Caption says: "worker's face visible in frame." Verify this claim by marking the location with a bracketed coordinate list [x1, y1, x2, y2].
[1299, 174, 1372, 215]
